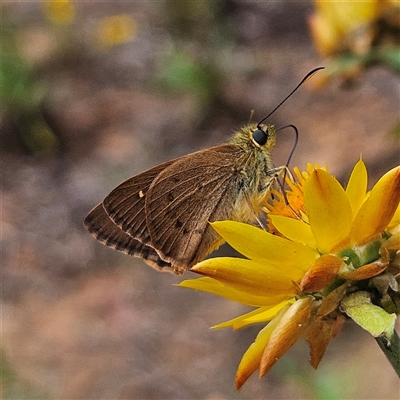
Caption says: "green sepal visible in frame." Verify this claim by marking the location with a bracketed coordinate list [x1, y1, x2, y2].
[340, 291, 396, 339]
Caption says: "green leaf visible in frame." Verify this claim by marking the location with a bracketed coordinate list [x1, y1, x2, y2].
[340, 291, 396, 338]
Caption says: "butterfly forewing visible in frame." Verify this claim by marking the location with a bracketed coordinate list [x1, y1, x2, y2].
[145, 144, 245, 272]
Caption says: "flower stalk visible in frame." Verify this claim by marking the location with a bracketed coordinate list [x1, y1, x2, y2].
[375, 331, 400, 378]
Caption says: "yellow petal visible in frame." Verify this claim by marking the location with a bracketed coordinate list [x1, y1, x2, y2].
[387, 202, 400, 231]
[235, 304, 290, 390]
[381, 232, 400, 252]
[269, 214, 317, 248]
[306, 313, 345, 369]
[211, 221, 318, 273]
[304, 169, 352, 253]
[178, 277, 285, 307]
[239, 299, 295, 327]
[213, 299, 294, 330]
[317, 282, 350, 318]
[346, 158, 368, 217]
[308, 11, 341, 56]
[300, 254, 343, 292]
[213, 307, 272, 330]
[192, 258, 298, 296]
[260, 297, 313, 377]
[351, 166, 400, 245]
[315, 0, 380, 35]
[339, 260, 388, 281]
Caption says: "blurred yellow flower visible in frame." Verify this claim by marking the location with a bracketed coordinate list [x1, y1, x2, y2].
[308, 0, 400, 84]
[43, 0, 75, 25]
[180, 160, 400, 389]
[309, 1, 380, 56]
[97, 15, 137, 48]
[309, 0, 399, 56]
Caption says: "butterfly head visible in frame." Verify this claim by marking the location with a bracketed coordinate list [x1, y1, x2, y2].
[251, 123, 276, 149]
[231, 123, 276, 153]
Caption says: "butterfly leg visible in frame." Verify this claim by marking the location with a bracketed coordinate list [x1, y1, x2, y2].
[243, 191, 269, 231]
[266, 166, 304, 221]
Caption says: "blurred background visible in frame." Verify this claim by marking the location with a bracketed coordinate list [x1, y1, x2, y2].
[1, 1, 399, 399]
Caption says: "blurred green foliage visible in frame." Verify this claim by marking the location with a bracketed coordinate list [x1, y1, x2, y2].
[1, 20, 58, 154]
[156, 0, 235, 112]
[1, 27, 43, 110]
[1, 350, 49, 399]
[158, 50, 220, 105]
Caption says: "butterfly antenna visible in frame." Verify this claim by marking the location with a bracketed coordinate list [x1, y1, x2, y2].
[275, 124, 299, 211]
[257, 67, 324, 127]
[277, 124, 299, 169]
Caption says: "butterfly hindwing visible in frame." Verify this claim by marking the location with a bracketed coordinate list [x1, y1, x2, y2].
[102, 159, 176, 245]
[145, 144, 245, 273]
[86, 144, 248, 274]
[84, 203, 172, 271]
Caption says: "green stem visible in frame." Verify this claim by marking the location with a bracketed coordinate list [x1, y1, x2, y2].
[375, 329, 400, 378]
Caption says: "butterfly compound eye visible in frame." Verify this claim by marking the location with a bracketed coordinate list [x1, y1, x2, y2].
[252, 128, 268, 146]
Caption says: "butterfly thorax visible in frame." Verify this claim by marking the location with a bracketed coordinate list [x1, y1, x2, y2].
[228, 123, 277, 222]
[230, 123, 276, 182]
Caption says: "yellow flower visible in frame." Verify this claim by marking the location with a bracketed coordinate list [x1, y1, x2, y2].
[43, 0, 75, 25]
[180, 160, 400, 389]
[96, 15, 137, 48]
[308, 0, 398, 56]
[308, 1, 400, 85]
